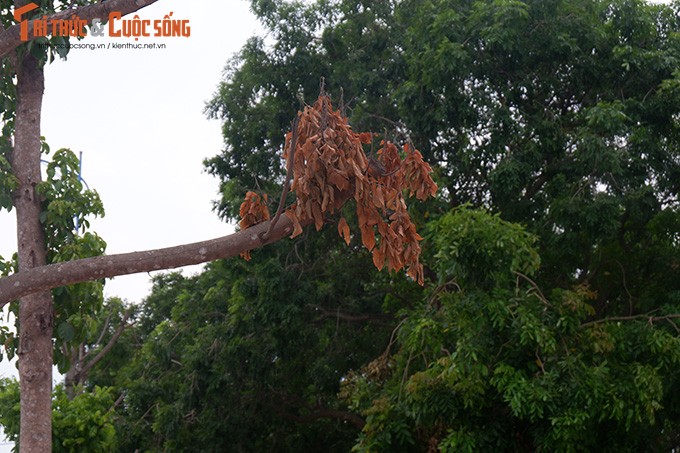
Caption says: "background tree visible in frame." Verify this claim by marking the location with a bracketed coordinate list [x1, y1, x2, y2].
[106, 0, 678, 450]
[342, 207, 680, 451]
[0, 379, 118, 452]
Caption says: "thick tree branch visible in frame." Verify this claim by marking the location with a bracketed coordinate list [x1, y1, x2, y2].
[0, 0, 161, 59]
[0, 214, 309, 307]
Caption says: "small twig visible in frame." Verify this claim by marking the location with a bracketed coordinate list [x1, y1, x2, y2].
[535, 348, 546, 373]
[93, 312, 113, 350]
[581, 313, 680, 328]
[107, 392, 125, 414]
[664, 318, 680, 334]
[614, 259, 634, 316]
[339, 87, 345, 117]
[261, 115, 300, 240]
[513, 271, 549, 307]
[133, 403, 158, 429]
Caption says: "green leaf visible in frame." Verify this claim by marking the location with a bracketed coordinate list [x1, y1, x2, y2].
[57, 322, 75, 342]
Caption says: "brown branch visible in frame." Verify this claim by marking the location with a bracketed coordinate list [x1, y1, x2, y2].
[268, 390, 365, 430]
[2, 181, 360, 307]
[79, 308, 133, 378]
[276, 407, 365, 430]
[307, 304, 393, 323]
[0, 0, 161, 59]
[0, 213, 308, 307]
[512, 271, 549, 307]
[262, 114, 299, 240]
[107, 392, 125, 414]
[581, 313, 680, 328]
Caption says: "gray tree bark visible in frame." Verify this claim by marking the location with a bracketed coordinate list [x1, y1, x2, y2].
[13, 49, 52, 452]
[1, 1, 161, 451]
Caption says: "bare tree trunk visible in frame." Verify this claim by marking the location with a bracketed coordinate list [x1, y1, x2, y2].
[13, 49, 52, 451]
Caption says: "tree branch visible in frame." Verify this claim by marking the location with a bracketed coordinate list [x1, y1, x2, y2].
[79, 309, 133, 379]
[92, 311, 113, 350]
[0, 214, 307, 307]
[276, 406, 366, 430]
[0, 0, 161, 59]
[581, 313, 680, 328]
[307, 304, 393, 323]
[262, 114, 299, 240]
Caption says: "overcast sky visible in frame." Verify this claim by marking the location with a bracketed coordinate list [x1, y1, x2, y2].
[0, 0, 260, 447]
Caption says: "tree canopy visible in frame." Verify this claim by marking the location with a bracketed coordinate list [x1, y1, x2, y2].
[2, 0, 679, 451]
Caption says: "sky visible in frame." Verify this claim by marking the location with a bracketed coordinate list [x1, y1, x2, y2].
[0, 0, 261, 448]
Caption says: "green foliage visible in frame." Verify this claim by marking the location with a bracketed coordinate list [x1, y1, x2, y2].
[429, 206, 540, 288]
[122, 0, 679, 450]
[0, 379, 20, 445]
[52, 385, 117, 453]
[37, 148, 105, 243]
[0, 380, 117, 452]
[33, 148, 107, 373]
[0, 152, 16, 212]
[343, 209, 680, 451]
[92, 228, 421, 452]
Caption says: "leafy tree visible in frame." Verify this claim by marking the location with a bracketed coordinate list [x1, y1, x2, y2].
[207, 0, 679, 293]
[106, 248, 403, 451]
[341, 207, 680, 451]
[192, 0, 680, 449]
[0, 379, 117, 453]
[82, 93, 438, 451]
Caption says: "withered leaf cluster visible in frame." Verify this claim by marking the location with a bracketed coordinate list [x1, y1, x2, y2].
[238, 191, 270, 260]
[239, 94, 437, 284]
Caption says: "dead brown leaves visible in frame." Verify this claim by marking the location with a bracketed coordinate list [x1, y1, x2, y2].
[239, 94, 437, 285]
[238, 191, 270, 260]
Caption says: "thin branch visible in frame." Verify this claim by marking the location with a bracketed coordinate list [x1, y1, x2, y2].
[79, 308, 133, 377]
[513, 271, 549, 306]
[269, 391, 365, 430]
[384, 317, 406, 357]
[93, 312, 113, 349]
[581, 313, 680, 328]
[614, 259, 634, 316]
[665, 317, 680, 334]
[307, 304, 393, 323]
[107, 392, 125, 414]
[275, 406, 365, 430]
[262, 114, 300, 240]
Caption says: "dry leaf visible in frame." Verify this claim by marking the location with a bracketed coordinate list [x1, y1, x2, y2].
[338, 217, 351, 245]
